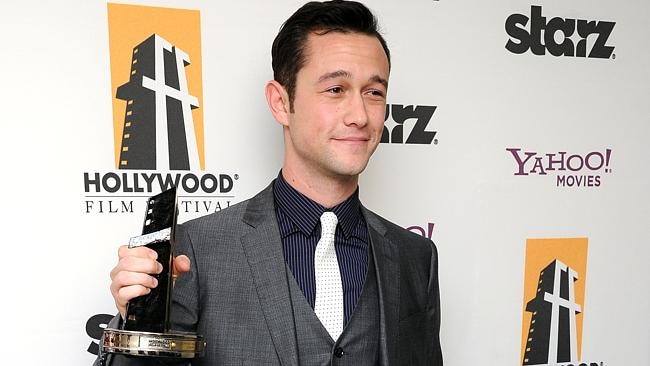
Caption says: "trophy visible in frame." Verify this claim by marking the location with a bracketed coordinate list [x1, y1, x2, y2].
[100, 187, 205, 360]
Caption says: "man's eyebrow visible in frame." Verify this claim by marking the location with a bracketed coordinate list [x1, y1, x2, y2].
[317, 70, 388, 89]
[317, 70, 352, 83]
[369, 75, 388, 89]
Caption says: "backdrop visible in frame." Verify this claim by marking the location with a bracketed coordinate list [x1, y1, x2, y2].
[0, 0, 647, 365]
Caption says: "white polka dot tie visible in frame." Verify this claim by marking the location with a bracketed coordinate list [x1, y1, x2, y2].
[314, 211, 344, 341]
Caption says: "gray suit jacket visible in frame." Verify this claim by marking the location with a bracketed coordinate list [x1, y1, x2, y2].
[97, 182, 442, 365]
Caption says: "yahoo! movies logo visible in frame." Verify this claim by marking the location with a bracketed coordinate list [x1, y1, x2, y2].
[505, 5, 615, 59]
[506, 148, 612, 187]
[520, 238, 604, 366]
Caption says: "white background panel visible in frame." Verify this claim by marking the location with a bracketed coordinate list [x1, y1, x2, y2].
[0, 0, 647, 364]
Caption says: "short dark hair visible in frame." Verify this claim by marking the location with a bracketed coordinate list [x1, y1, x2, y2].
[271, 0, 391, 111]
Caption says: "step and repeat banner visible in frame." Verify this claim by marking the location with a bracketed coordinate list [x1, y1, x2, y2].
[1, 0, 647, 365]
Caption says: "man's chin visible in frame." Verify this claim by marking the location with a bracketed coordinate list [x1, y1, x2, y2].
[329, 161, 371, 178]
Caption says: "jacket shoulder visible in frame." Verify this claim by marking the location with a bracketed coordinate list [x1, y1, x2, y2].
[174, 183, 276, 247]
[363, 208, 436, 251]
[179, 197, 250, 232]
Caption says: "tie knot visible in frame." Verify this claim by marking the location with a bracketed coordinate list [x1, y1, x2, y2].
[320, 211, 338, 236]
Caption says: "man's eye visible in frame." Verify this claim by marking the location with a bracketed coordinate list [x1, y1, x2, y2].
[327, 87, 343, 94]
[366, 89, 385, 98]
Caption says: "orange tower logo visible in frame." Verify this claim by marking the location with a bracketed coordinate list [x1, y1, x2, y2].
[520, 238, 589, 365]
[107, 3, 204, 170]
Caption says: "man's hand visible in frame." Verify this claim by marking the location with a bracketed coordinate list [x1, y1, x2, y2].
[109, 245, 191, 319]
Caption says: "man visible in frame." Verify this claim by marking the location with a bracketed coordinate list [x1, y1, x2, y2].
[98, 1, 442, 365]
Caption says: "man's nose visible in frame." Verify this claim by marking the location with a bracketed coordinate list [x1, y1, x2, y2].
[343, 93, 369, 127]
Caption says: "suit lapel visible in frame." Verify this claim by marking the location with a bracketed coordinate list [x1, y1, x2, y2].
[363, 207, 400, 366]
[240, 184, 298, 366]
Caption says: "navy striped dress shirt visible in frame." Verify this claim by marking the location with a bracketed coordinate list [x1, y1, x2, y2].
[273, 173, 369, 324]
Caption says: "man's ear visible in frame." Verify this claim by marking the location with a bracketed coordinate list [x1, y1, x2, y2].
[265, 80, 291, 127]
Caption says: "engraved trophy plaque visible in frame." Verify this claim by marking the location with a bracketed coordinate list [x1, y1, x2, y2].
[100, 187, 205, 360]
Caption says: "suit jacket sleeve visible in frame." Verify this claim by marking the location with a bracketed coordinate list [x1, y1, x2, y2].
[393, 229, 443, 366]
[398, 238, 443, 365]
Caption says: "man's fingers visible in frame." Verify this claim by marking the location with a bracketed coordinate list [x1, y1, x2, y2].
[111, 271, 159, 296]
[118, 285, 151, 301]
[117, 244, 158, 260]
[110, 257, 162, 281]
[114, 285, 152, 314]
[111, 249, 189, 314]
[112, 245, 160, 318]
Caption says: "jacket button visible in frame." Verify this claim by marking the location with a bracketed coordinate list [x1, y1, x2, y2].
[334, 347, 344, 358]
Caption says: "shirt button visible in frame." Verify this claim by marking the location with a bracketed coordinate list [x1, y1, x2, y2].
[334, 347, 344, 358]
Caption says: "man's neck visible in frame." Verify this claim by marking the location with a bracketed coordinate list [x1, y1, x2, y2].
[280, 166, 359, 208]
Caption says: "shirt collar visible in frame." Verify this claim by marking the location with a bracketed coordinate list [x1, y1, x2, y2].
[273, 171, 362, 239]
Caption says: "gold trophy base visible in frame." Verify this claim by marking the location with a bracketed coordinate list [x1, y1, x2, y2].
[101, 328, 206, 358]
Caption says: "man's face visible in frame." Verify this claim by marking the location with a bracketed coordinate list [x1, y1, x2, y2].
[283, 31, 389, 181]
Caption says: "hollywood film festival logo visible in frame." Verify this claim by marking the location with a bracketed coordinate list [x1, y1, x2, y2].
[520, 238, 604, 366]
[82, 3, 237, 217]
[506, 148, 612, 187]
